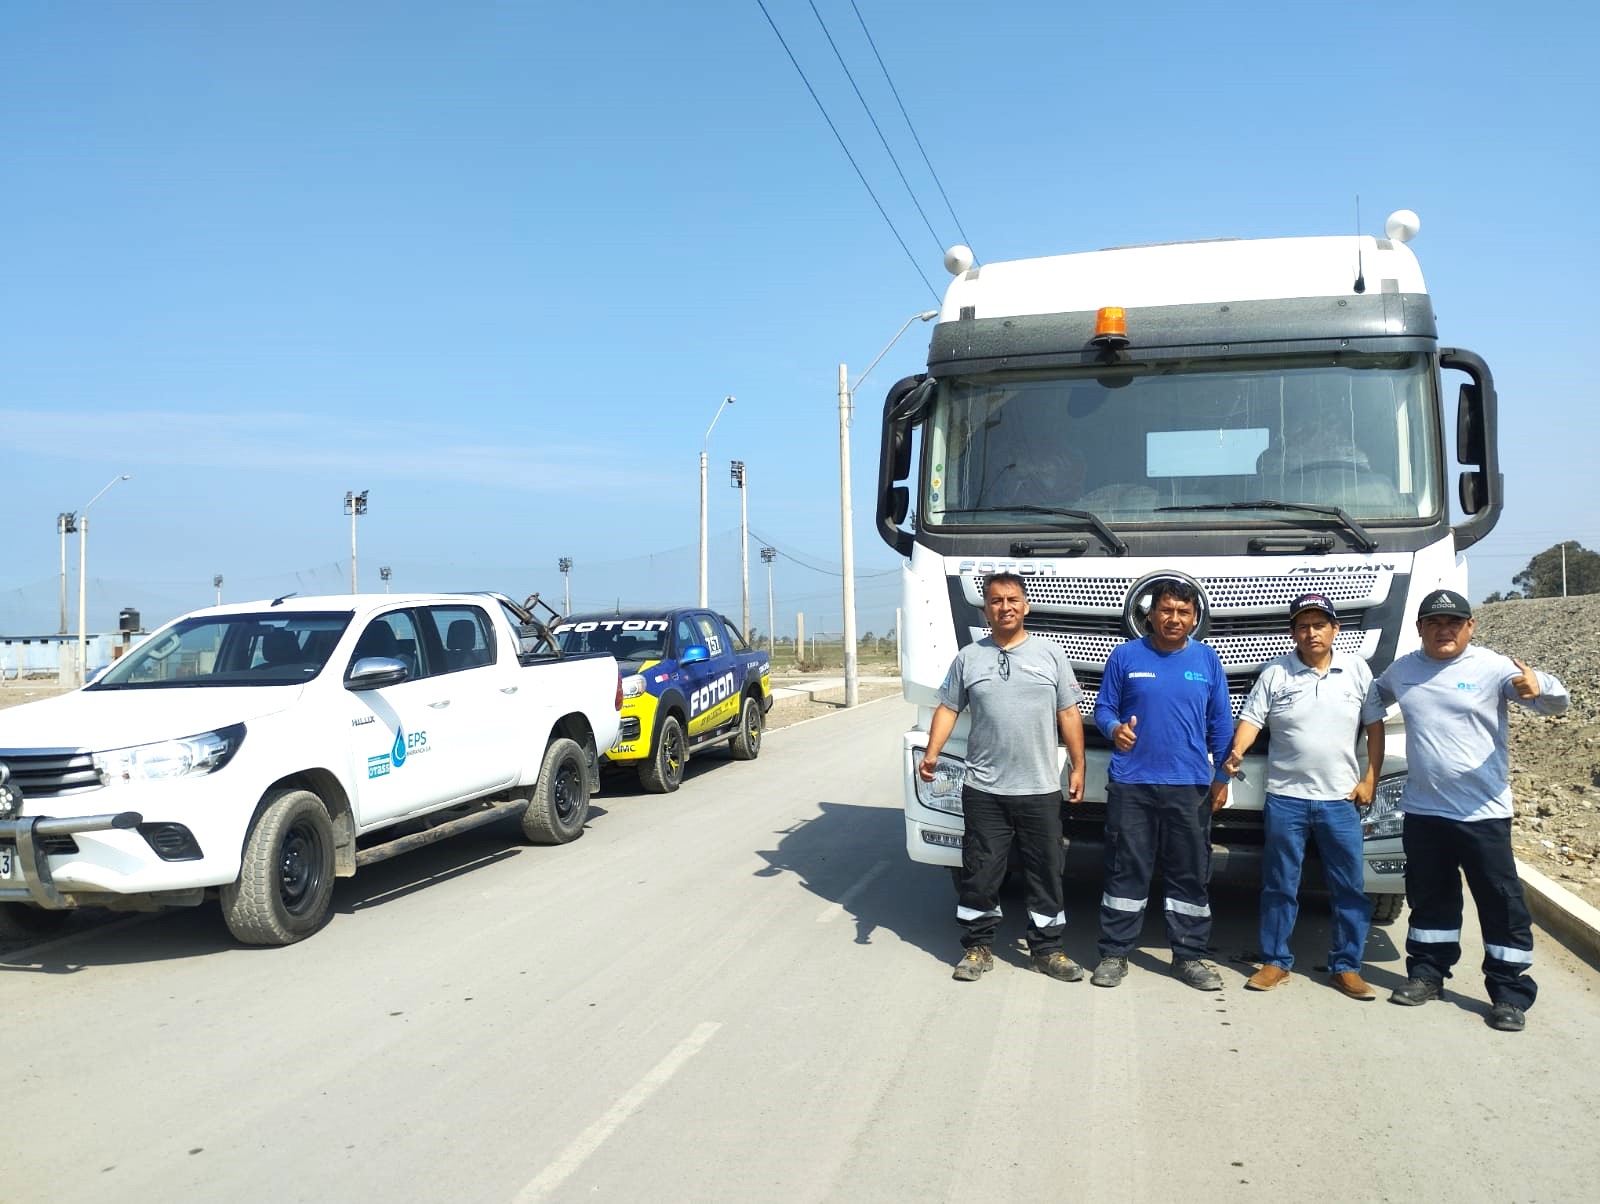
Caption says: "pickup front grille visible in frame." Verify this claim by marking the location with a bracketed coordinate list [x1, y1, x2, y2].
[0, 751, 101, 798]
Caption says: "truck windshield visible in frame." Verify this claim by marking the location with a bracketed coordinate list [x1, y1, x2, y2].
[88, 612, 354, 689]
[923, 352, 1442, 527]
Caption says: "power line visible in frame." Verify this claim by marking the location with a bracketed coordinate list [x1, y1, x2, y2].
[805, 0, 944, 257]
[752, 0, 940, 301]
[749, 527, 897, 579]
[849, 0, 976, 259]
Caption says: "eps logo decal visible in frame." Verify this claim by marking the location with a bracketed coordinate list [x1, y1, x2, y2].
[368, 727, 430, 778]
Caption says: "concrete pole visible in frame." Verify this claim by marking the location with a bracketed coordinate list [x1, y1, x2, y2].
[739, 471, 750, 637]
[766, 561, 775, 656]
[58, 516, 69, 635]
[698, 449, 708, 607]
[350, 505, 358, 593]
[796, 611, 805, 669]
[838, 364, 859, 707]
[77, 514, 89, 686]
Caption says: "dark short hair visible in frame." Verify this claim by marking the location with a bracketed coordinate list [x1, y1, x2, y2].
[983, 571, 1027, 600]
[1149, 577, 1199, 609]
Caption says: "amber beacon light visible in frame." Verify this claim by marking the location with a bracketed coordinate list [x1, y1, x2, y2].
[1092, 306, 1129, 347]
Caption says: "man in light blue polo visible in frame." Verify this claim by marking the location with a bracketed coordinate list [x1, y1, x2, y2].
[1223, 592, 1385, 1000]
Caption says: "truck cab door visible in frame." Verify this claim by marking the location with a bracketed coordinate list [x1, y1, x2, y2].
[681, 612, 740, 740]
[418, 603, 519, 796]
[346, 610, 451, 825]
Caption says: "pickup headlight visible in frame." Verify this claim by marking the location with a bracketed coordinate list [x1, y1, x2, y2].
[1361, 774, 1406, 840]
[620, 674, 645, 699]
[915, 753, 966, 816]
[93, 724, 246, 786]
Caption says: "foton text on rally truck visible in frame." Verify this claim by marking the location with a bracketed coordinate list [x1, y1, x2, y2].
[0, 592, 620, 945]
[877, 211, 1501, 923]
[553, 609, 771, 793]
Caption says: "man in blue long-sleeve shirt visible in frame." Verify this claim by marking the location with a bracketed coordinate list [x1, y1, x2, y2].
[1090, 578, 1233, 991]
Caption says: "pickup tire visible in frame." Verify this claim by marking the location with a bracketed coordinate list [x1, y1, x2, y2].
[221, 788, 337, 946]
[1368, 891, 1405, 925]
[522, 737, 590, 844]
[728, 694, 762, 761]
[0, 903, 70, 942]
[640, 715, 686, 793]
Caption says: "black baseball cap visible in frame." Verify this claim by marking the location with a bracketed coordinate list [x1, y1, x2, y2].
[1289, 592, 1338, 622]
[1417, 588, 1472, 620]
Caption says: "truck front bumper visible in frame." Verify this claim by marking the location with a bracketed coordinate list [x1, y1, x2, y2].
[1, 811, 145, 908]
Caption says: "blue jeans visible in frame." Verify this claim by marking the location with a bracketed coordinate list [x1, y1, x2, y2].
[1260, 793, 1372, 973]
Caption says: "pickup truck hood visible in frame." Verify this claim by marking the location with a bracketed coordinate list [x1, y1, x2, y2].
[0, 686, 306, 752]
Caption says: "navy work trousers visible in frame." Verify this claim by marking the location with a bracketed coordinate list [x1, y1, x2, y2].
[1098, 782, 1213, 961]
[956, 786, 1066, 956]
[1402, 812, 1537, 1010]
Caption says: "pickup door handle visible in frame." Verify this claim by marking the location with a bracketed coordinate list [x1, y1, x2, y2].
[500, 686, 518, 695]
[429, 700, 451, 709]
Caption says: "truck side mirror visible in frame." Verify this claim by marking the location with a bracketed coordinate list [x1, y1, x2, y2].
[1440, 348, 1502, 550]
[680, 645, 709, 666]
[878, 374, 932, 557]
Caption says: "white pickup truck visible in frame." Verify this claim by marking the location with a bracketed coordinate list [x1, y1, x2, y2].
[0, 592, 620, 945]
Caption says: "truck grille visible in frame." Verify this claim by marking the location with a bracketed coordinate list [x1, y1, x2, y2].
[0, 751, 101, 798]
[968, 571, 1389, 612]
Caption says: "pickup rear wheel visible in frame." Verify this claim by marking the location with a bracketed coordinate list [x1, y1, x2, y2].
[728, 695, 762, 761]
[221, 788, 336, 946]
[640, 715, 686, 793]
[0, 903, 70, 942]
[522, 737, 590, 844]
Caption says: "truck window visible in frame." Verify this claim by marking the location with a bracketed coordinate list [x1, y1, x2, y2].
[426, 605, 496, 673]
[350, 611, 426, 679]
[693, 615, 725, 657]
[88, 612, 353, 690]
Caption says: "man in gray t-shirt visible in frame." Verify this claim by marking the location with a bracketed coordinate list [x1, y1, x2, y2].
[920, 572, 1085, 983]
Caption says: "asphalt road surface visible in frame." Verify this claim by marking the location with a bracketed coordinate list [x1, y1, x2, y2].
[9, 698, 1600, 1203]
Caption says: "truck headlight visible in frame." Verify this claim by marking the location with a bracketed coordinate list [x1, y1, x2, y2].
[915, 753, 966, 816]
[620, 674, 645, 699]
[1362, 775, 1406, 840]
[93, 724, 246, 786]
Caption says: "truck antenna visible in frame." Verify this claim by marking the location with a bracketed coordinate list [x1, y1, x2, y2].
[1352, 195, 1366, 294]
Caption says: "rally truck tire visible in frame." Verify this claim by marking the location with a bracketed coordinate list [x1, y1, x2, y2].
[728, 694, 762, 761]
[1368, 891, 1405, 925]
[0, 903, 70, 942]
[640, 715, 686, 794]
[521, 737, 590, 844]
[221, 788, 337, 946]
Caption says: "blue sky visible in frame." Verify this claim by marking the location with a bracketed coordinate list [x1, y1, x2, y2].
[3, 0, 1596, 638]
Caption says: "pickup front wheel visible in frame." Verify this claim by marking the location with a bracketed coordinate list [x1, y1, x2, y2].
[640, 716, 686, 793]
[221, 788, 336, 946]
[522, 737, 590, 844]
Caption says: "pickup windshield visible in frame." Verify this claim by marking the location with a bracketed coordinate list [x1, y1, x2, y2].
[923, 352, 1442, 527]
[88, 612, 354, 689]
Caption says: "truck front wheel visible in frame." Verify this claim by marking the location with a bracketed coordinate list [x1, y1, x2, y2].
[522, 737, 590, 844]
[1368, 891, 1405, 925]
[728, 695, 762, 761]
[640, 716, 686, 793]
[221, 788, 336, 946]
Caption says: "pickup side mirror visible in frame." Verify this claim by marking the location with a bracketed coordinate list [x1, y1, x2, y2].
[345, 656, 410, 691]
[1441, 347, 1502, 550]
[679, 645, 709, 666]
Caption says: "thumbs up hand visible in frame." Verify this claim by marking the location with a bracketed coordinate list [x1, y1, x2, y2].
[1510, 658, 1541, 700]
[1113, 714, 1139, 752]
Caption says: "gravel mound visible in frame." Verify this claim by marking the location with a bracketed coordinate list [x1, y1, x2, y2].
[1472, 594, 1600, 907]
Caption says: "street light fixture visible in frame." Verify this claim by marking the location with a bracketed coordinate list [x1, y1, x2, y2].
[77, 473, 132, 684]
[559, 557, 573, 613]
[344, 490, 368, 592]
[699, 395, 735, 607]
[380, 565, 392, 593]
[761, 546, 776, 654]
[57, 512, 78, 635]
[730, 461, 749, 636]
[839, 309, 939, 706]
[214, 574, 224, 606]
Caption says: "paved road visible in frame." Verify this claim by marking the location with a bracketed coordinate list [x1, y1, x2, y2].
[8, 699, 1600, 1203]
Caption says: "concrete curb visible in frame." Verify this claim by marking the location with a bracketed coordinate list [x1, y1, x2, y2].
[1517, 859, 1600, 969]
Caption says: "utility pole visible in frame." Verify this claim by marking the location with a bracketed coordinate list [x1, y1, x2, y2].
[699, 395, 735, 606]
[57, 512, 77, 635]
[559, 557, 573, 613]
[344, 490, 368, 592]
[761, 546, 776, 654]
[730, 461, 749, 636]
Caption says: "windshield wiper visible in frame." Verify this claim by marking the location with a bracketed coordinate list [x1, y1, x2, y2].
[939, 506, 1128, 556]
[1155, 499, 1378, 553]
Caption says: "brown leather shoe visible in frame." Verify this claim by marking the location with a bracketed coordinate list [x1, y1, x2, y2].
[1245, 964, 1291, 991]
[1330, 970, 1376, 1000]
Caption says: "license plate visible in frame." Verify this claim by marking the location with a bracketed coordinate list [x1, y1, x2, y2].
[0, 844, 15, 880]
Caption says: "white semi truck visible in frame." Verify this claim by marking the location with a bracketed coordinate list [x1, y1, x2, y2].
[876, 211, 1501, 921]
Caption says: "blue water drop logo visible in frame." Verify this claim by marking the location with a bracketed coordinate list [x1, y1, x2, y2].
[392, 727, 408, 767]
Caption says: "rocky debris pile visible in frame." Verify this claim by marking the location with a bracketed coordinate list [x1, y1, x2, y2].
[1472, 594, 1600, 908]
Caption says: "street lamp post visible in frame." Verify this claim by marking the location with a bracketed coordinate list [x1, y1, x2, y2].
[730, 462, 750, 635]
[699, 395, 735, 607]
[380, 565, 392, 593]
[344, 490, 368, 592]
[559, 557, 573, 613]
[214, 574, 224, 606]
[839, 310, 938, 707]
[761, 546, 776, 654]
[77, 473, 132, 685]
[57, 512, 78, 635]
